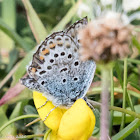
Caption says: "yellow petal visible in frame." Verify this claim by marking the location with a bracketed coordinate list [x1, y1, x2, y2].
[57, 99, 96, 140]
[47, 130, 58, 140]
[33, 91, 66, 131]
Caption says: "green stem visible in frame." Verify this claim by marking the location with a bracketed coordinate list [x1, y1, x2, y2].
[0, 114, 39, 133]
[18, 134, 44, 139]
[120, 58, 127, 130]
[88, 100, 140, 120]
[44, 129, 51, 140]
[109, 68, 114, 136]
[87, 87, 140, 99]
[100, 67, 110, 140]
[127, 92, 135, 112]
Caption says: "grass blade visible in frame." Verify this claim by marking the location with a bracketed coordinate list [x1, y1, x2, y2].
[112, 119, 140, 140]
[22, 0, 47, 43]
[0, 18, 32, 51]
[52, 0, 81, 32]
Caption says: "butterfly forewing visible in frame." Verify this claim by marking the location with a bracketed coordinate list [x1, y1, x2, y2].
[65, 17, 88, 47]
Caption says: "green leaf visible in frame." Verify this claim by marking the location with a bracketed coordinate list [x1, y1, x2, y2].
[125, 131, 140, 140]
[0, 105, 16, 136]
[11, 50, 33, 86]
[22, 0, 47, 43]
[129, 82, 140, 91]
[0, 18, 32, 51]
[132, 36, 140, 53]
[0, 0, 16, 62]
[113, 110, 134, 125]
[93, 109, 100, 128]
[24, 105, 37, 115]
[127, 58, 140, 65]
[112, 0, 123, 12]
[52, 0, 80, 32]
[112, 118, 140, 140]
[114, 61, 123, 87]
[6, 48, 19, 72]
[24, 105, 38, 125]
[2, 0, 16, 29]
[8, 88, 32, 104]
[9, 101, 29, 120]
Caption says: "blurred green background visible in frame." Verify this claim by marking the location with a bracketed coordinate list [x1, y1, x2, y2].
[0, 0, 140, 140]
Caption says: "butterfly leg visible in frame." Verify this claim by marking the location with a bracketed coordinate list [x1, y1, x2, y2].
[43, 106, 58, 122]
[37, 100, 48, 110]
[83, 97, 95, 110]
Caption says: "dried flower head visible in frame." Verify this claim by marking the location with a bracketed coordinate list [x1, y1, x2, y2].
[79, 13, 132, 63]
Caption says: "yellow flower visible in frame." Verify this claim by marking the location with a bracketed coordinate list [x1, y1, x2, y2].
[33, 91, 96, 140]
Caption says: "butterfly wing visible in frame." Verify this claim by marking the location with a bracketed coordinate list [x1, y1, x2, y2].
[21, 17, 96, 107]
[65, 17, 88, 47]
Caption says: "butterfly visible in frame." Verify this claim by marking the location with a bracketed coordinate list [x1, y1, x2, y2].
[21, 17, 96, 109]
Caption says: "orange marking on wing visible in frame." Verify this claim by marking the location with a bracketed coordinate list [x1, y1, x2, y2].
[40, 56, 44, 60]
[31, 68, 36, 73]
[49, 43, 56, 49]
[41, 49, 49, 55]
[57, 41, 63, 45]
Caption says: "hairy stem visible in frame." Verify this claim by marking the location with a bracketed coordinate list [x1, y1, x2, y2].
[100, 67, 110, 140]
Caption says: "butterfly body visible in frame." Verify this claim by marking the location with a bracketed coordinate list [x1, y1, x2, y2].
[21, 17, 96, 108]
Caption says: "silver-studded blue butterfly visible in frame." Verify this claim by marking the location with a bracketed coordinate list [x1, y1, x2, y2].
[21, 17, 96, 108]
